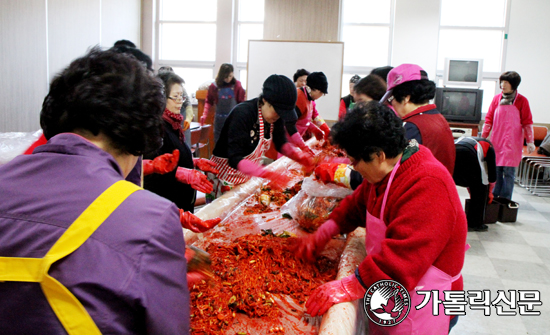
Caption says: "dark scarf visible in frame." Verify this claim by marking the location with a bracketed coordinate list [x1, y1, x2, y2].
[500, 91, 516, 106]
[162, 109, 185, 143]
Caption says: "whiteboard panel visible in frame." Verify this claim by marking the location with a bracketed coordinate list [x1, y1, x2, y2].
[247, 40, 344, 121]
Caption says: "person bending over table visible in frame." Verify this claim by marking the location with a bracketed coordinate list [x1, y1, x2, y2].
[296, 101, 467, 334]
[206, 74, 315, 201]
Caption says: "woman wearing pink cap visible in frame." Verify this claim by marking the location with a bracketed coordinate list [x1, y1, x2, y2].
[382, 64, 456, 175]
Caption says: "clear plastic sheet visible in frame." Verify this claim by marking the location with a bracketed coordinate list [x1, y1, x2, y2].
[281, 176, 354, 232]
[0, 130, 42, 165]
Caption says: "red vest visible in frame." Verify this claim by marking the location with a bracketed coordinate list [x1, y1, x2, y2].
[404, 104, 456, 174]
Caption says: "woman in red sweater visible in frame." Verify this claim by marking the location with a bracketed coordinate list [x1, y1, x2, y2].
[296, 101, 467, 334]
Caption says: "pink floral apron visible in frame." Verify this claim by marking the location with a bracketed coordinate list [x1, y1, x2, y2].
[366, 160, 463, 335]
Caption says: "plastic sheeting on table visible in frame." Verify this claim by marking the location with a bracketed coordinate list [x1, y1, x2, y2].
[186, 138, 366, 335]
[0, 130, 42, 165]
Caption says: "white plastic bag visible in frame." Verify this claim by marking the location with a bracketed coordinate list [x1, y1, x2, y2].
[0, 130, 42, 165]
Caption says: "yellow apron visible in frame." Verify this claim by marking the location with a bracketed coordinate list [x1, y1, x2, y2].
[0, 180, 141, 335]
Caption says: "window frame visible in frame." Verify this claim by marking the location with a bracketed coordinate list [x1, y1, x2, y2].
[338, 0, 395, 97]
[232, 0, 265, 84]
[435, 0, 512, 99]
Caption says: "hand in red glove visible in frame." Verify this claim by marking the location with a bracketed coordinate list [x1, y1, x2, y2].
[236, 159, 291, 189]
[143, 149, 180, 176]
[199, 104, 211, 126]
[193, 158, 219, 174]
[306, 274, 366, 317]
[179, 209, 221, 233]
[294, 220, 340, 262]
[314, 163, 351, 188]
[280, 143, 314, 170]
[187, 272, 206, 289]
[308, 123, 325, 141]
[319, 123, 331, 142]
[289, 132, 315, 156]
[175, 167, 213, 194]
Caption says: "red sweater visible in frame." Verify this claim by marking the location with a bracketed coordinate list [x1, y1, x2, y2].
[329, 146, 467, 292]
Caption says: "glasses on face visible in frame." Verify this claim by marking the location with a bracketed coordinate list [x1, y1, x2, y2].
[387, 95, 395, 104]
[168, 95, 186, 102]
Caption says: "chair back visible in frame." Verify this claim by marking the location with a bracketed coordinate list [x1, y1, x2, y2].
[534, 125, 548, 145]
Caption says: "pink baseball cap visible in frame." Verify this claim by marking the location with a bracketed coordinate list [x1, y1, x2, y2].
[380, 64, 429, 103]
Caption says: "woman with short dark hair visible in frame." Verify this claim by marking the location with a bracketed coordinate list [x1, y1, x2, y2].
[293, 68, 310, 88]
[382, 64, 456, 174]
[0, 47, 208, 334]
[145, 71, 218, 217]
[338, 74, 361, 120]
[296, 101, 467, 334]
[481, 71, 534, 200]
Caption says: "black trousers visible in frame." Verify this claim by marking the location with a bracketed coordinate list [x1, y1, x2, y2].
[467, 183, 489, 228]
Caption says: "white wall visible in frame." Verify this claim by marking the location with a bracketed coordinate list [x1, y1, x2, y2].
[0, 0, 141, 132]
[390, 0, 548, 124]
[506, 0, 550, 124]
[392, 0, 441, 80]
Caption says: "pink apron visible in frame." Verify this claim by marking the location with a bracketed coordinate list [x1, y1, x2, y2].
[296, 87, 313, 136]
[490, 104, 523, 167]
[208, 107, 273, 198]
[366, 160, 462, 335]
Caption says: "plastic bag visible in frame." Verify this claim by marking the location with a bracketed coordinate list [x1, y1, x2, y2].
[0, 130, 42, 165]
[281, 176, 353, 232]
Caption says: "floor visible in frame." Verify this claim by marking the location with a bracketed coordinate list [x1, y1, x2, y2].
[451, 185, 550, 335]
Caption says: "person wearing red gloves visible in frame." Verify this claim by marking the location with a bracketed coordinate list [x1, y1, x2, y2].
[481, 71, 534, 201]
[453, 137, 497, 232]
[0, 48, 194, 334]
[206, 74, 314, 201]
[144, 71, 217, 213]
[295, 72, 331, 143]
[295, 102, 467, 334]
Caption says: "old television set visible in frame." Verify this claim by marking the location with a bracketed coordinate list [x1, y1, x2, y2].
[434, 87, 483, 123]
[443, 58, 483, 88]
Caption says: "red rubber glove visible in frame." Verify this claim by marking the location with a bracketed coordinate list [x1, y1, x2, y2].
[143, 149, 180, 176]
[488, 182, 496, 204]
[193, 158, 219, 174]
[187, 272, 206, 289]
[179, 209, 221, 233]
[289, 132, 315, 156]
[314, 163, 352, 188]
[280, 143, 314, 170]
[308, 123, 324, 141]
[294, 219, 341, 262]
[319, 123, 331, 142]
[175, 167, 213, 194]
[306, 274, 366, 317]
[199, 103, 211, 126]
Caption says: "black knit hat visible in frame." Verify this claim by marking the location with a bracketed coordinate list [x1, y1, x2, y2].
[262, 75, 298, 122]
[307, 72, 328, 94]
